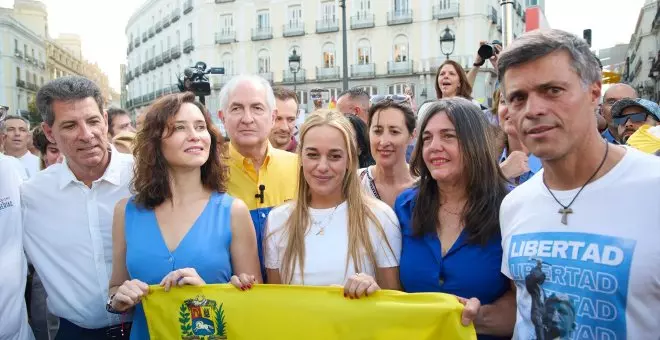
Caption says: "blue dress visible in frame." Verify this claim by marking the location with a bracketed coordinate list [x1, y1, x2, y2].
[125, 191, 234, 340]
[395, 188, 510, 340]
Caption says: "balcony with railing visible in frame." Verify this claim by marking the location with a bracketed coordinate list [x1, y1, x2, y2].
[163, 50, 171, 63]
[251, 26, 273, 41]
[183, 39, 194, 53]
[350, 63, 376, 78]
[156, 20, 162, 32]
[215, 30, 236, 44]
[142, 32, 148, 42]
[433, 1, 459, 20]
[183, 0, 193, 14]
[316, 66, 340, 81]
[14, 49, 23, 59]
[26, 82, 39, 92]
[16, 79, 26, 88]
[134, 67, 141, 77]
[316, 18, 339, 33]
[148, 27, 155, 38]
[387, 10, 413, 25]
[172, 8, 181, 22]
[155, 55, 163, 67]
[350, 13, 375, 29]
[258, 72, 273, 82]
[171, 45, 182, 59]
[134, 37, 140, 47]
[387, 60, 415, 75]
[142, 62, 149, 73]
[163, 14, 171, 27]
[283, 21, 305, 37]
[489, 6, 498, 24]
[282, 69, 306, 84]
[148, 59, 155, 70]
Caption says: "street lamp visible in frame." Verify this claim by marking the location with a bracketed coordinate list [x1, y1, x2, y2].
[440, 26, 456, 60]
[288, 49, 301, 93]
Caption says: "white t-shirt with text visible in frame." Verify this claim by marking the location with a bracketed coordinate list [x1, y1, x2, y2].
[500, 148, 660, 340]
[265, 200, 402, 286]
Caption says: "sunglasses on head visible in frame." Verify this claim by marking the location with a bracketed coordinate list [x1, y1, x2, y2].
[612, 112, 653, 126]
[370, 94, 410, 105]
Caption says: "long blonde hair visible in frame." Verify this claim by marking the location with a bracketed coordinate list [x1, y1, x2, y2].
[274, 109, 394, 284]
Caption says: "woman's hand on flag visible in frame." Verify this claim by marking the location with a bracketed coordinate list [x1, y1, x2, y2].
[160, 268, 206, 292]
[112, 279, 149, 312]
[456, 296, 481, 326]
[230, 273, 257, 291]
[344, 273, 379, 299]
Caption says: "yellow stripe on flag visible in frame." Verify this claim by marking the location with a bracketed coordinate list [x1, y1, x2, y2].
[142, 284, 477, 340]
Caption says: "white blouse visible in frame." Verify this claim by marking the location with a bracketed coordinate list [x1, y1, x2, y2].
[264, 200, 402, 286]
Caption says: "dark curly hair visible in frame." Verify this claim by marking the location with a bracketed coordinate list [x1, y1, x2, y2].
[131, 92, 228, 209]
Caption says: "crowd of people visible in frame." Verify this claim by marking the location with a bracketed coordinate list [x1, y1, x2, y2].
[1, 28, 659, 340]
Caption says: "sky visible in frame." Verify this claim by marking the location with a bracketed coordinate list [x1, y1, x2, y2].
[0, 0, 649, 92]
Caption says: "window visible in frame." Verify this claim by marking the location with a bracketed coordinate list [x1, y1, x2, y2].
[220, 14, 233, 33]
[40, 77, 44, 86]
[322, 43, 335, 68]
[393, 0, 409, 12]
[358, 86, 377, 96]
[26, 71, 30, 83]
[168, 69, 172, 84]
[438, 0, 452, 9]
[321, 1, 336, 21]
[393, 35, 408, 62]
[388, 83, 414, 95]
[327, 88, 340, 101]
[16, 67, 20, 80]
[357, 39, 371, 64]
[257, 10, 270, 29]
[31, 48, 35, 58]
[24, 44, 27, 56]
[221, 53, 233, 75]
[160, 71, 164, 89]
[14, 39, 18, 51]
[297, 90, 308, 106]
[152, 46, 156, 60]
[355, 0, 371, 16]
[176, 30, 181, 45]
[257, 49, 270, 73]
[33, 74, 36, 84]
[188, 23, 193, 39]
[288, 5, 302, 25]
[160, 40, 164, 54]
[167, 36, 171, 50]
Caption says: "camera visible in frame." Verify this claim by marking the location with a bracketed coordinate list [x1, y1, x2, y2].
[178, 61, 225, 98]
[477, 40, 503, 61]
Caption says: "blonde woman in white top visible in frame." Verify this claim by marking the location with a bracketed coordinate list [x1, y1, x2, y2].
[358, 97, 417, 207]
[236, 109, 402, 298]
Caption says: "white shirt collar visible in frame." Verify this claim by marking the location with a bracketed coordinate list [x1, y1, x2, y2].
[58, 144, 123, 189]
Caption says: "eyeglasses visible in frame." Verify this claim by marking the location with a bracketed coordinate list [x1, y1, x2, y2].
[370, 94, 410, 105]
[612, 112, 651, 126]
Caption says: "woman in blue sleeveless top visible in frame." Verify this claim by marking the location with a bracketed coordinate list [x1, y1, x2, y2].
[107, 92, 262, 339]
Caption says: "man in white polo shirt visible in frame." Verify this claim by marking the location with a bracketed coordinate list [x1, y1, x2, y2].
[0, 152, 33, 340]
[22, 76, 133, 340]
[498, 29, 660, 339]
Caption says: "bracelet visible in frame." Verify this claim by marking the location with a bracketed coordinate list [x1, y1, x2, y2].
[106, 293, 124, 315]
[473, 61, 485, 67]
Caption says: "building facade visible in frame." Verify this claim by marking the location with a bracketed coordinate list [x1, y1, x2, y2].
[82, 60, 116, 106]
[46, 38, 85, 80]
[626, 0, 659, 101]
[124, 0, 528, 116]
[0, 8, 47, 116]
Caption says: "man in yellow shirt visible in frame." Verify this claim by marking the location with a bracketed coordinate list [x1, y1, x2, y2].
[219, 75, 298, 276]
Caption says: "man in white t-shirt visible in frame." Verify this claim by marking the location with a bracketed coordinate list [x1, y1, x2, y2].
[497, 29, 660, 339]
[2, 115, 40, 177]
[0, 153, 34, 340]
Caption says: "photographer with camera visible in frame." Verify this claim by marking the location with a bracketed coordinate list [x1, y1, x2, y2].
[467, 40, 502, 89]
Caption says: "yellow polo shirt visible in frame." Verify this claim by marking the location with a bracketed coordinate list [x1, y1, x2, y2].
[226, 142, 298, 273]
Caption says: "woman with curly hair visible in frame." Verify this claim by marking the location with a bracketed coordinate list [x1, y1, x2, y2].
[107, 92, 261, 339]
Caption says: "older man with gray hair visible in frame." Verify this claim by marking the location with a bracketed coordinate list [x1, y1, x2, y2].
[218, 75, 298, 278]
[497, 29, 660, 340]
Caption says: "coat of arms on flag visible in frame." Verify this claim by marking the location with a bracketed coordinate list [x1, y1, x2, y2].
[179, 295, 227, 339]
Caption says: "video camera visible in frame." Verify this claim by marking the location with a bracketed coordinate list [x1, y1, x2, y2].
[178, 61, 225, 102]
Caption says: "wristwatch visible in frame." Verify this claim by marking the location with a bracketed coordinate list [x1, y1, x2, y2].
[473, 60, 486, 67]
[106, 293, 123, 314]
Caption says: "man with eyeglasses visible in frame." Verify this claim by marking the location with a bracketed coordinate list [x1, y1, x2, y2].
[610, 98, 660, 144]
[600, 84, 638, 143]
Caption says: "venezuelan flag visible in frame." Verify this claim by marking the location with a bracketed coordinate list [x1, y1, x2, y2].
[142, 284, 477, 340]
